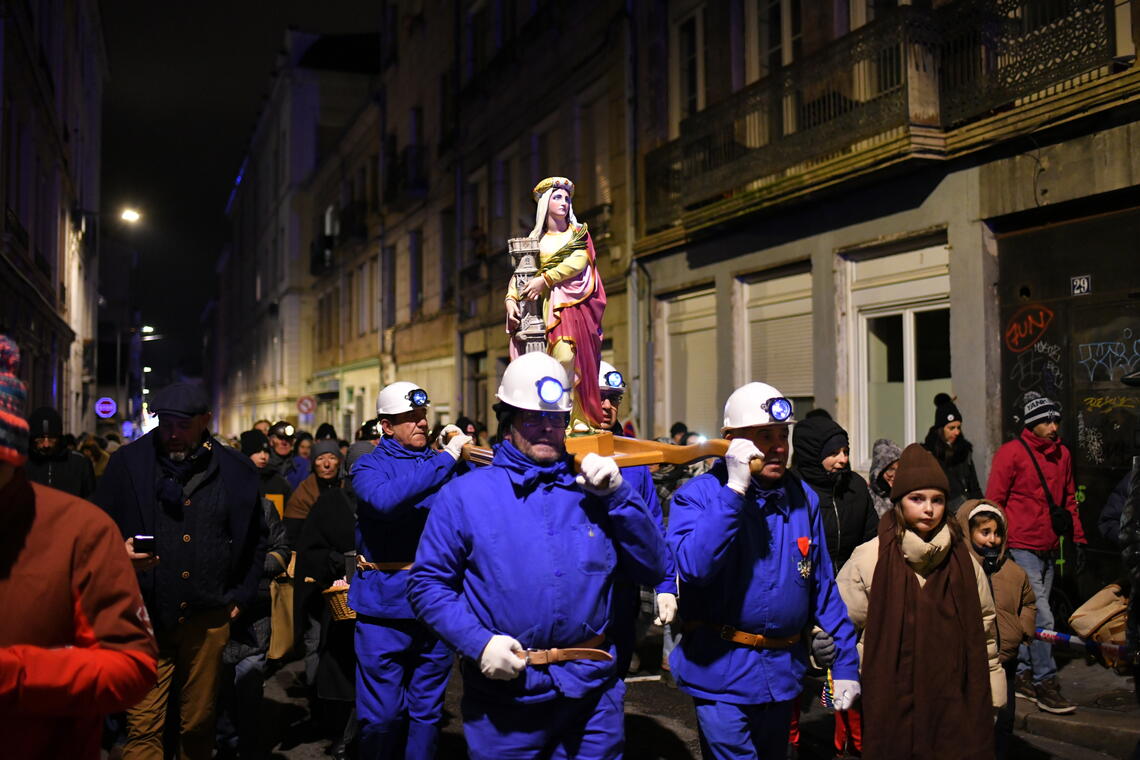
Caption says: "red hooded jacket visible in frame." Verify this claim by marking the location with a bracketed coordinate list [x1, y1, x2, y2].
[985, 428, 1086, 551]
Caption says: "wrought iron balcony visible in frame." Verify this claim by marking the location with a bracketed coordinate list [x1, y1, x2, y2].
[643, 0, 1123, 235]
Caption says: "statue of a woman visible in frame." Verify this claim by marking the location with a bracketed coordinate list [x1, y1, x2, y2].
[505, 177, 607, 430]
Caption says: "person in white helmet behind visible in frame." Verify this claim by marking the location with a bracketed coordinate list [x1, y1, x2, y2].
[665, 382, 861, 759]
[596, 361, 678, 677]
[348, 381, 472, 760]
[408, 352, 666, 760]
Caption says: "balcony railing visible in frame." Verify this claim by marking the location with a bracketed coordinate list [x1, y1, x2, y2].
[643, 0, 1121, 235]
[645, 8, 933, 233]
[939, 0, 1118, 126]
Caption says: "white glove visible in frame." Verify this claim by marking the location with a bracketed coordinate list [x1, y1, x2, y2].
[654, 592, 677, 626]
[479, 635, 526, 680]
[725, 438, 763, 494]
[576, 452, 623, 496]
[832, 679, 861, 711]
[443, 430, 473, 460]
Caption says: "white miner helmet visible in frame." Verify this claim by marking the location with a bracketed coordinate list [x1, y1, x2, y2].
[496, 352, 572, 413]
[722, 382, 795, 431]
[598, 361, 626, 392]
[377, 381, 430, 416]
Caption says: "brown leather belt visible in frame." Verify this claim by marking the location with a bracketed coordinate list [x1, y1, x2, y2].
[357, 555, 413, 572]
[512, 633, 613, 666]
[684, 622, 800, 650]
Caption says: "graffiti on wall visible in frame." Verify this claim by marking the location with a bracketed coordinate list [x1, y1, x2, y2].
[1009, 340, 1065, 398]
[1076, 327, 1140, 383]
[1004, 304, 1054, 353]
[1077, 412, 1105, 465]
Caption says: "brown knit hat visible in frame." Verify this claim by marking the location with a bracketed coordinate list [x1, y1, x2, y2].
[889, 442, 949, 501]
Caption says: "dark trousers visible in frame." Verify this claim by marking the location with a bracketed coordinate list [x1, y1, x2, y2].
[123, 607, 231, 760]
[995, 659, 1018, 759]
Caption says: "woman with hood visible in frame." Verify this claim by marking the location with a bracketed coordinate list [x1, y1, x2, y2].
[956, 499, 1036, 759]
[923, 393, 983, 513]
[791, 413, 878, 571]
[867, 438, 901, 517]
[838, 443, 1005, 759]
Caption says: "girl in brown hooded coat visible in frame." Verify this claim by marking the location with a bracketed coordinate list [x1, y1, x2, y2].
[837, 443, 1005, 759]
[957, 498, 1036, 759]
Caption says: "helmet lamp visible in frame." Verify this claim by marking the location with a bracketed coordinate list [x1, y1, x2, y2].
[535, 376, 568, 405]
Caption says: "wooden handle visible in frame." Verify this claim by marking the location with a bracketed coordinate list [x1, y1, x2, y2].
[461, 435, 729, 472]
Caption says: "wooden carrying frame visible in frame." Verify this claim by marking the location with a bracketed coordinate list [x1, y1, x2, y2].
[462, 431, 728, 471]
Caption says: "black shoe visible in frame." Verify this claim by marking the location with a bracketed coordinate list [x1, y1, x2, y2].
[1034, 677, 1077, 714]
[1014, 671, 1037, 703]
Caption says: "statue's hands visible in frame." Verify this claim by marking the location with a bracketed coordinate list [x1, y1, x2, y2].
[521, 276, 547, 301]
[505, 298, 521, 331]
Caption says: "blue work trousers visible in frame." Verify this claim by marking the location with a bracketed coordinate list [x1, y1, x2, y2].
[693, 698, 793, 760]
[355, 616, 452, 760]
[461, 678, 626, 760]
[1009, 548, 1057, 683]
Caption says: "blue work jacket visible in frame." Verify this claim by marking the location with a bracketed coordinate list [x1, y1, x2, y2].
[667, 462, 860, 704]
[408, 440, 667, 704]
[623, 464, 677, 595]
[349, 436, 466, 619]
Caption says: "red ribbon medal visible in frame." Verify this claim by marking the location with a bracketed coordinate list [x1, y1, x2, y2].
[797, 537, 812, 579]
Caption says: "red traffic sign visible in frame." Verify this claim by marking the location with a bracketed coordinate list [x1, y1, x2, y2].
[297, 395, 316, 415]
[94, 397, 118, 418]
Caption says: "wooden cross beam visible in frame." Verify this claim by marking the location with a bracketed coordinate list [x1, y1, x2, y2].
[462, 431, 729, 471]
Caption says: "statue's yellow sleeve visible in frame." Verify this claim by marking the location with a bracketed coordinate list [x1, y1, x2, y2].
[506, 276, 519, 302]
[541, 248, 589, 287]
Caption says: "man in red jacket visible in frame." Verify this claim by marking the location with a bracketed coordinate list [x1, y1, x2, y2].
[986, 392, 1086, 715]
[0, 334, 158, 758]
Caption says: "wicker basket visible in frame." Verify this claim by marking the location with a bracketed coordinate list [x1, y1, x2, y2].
[323, 586, 356, 621]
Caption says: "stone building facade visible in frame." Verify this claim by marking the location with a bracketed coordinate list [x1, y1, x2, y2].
[0, 0, 106, 433]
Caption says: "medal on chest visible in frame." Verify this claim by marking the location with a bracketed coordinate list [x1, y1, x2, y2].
[797, 536, 812, 579]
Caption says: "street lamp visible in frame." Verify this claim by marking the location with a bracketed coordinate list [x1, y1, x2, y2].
[121, 208, 141, 224]
[141, 325, 155, 334]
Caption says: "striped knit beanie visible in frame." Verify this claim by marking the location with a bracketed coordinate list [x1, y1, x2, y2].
[0, 335, 29, 466]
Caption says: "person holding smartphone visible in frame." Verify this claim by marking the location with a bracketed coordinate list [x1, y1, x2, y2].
[94, 382, 267, 760]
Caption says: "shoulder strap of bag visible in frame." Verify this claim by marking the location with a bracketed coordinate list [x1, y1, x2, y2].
[1017, 436, 1058, 512]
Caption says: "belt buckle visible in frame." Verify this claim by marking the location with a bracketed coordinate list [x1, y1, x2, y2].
[523, 649, 540, 666]
[719, 624, 735, 641]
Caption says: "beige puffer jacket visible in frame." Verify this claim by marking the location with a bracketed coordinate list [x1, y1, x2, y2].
[836, 523, 1007, 708]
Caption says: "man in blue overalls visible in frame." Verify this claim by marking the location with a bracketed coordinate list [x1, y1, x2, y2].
[597, 361, 677, 675]
[349, 381, 471, 759]
[667, 382, 861, 759]
[408, 352, 666, 760]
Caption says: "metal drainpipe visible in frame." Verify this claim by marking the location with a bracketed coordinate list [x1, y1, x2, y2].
[624, 0, 647, 437]
[452, 1, 465, 424]
[377, 89, 389, 388]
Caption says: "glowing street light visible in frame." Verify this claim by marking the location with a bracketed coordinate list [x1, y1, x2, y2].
[121, 208, 141, 224]
[141, 325, 155, 334]
[143, 366, 152, 373]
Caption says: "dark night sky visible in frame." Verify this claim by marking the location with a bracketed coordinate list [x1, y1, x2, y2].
[100, 2, 379, 382]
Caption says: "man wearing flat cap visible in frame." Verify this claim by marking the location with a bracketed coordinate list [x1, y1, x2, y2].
[94, 381, 267, 760]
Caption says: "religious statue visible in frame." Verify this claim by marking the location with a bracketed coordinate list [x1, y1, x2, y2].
[505, 176, 607, 431]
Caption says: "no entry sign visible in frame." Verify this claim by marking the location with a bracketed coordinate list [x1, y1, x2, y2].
[297, 395, 316, 415]
[95, 397, 118, 418]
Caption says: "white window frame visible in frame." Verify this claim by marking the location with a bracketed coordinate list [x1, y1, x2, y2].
[841, 243, 950, 470]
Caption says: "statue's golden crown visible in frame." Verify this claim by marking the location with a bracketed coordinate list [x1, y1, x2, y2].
[532, 176, 575, 202]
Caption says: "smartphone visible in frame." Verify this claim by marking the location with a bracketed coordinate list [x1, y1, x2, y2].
[133, 535, 156, 555]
